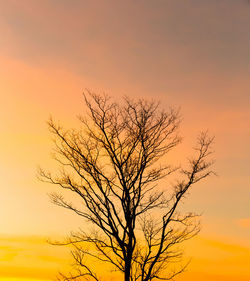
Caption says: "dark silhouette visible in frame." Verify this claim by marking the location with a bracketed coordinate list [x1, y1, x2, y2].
[39, 92, 214, 281]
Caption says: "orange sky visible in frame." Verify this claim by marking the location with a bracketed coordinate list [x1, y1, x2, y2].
[0, 0, 250, 280]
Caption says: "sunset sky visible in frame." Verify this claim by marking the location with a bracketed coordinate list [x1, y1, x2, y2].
[0, 0, 250, 280]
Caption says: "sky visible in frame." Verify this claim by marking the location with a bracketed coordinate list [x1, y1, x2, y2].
[0, 0, 250, 280]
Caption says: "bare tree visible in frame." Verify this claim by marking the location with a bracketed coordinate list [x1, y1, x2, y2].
[39, 92, 214, 281]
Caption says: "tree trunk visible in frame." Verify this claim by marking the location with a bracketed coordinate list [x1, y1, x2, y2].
[124, 259, 131, 281]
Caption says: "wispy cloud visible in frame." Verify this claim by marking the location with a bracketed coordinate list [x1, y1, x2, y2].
[0, 235, 70, 280]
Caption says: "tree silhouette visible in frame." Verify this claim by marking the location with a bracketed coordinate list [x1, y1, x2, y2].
[39, 92, 214, 281]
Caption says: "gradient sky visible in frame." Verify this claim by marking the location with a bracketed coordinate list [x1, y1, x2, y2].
[0, 0, 250, 280]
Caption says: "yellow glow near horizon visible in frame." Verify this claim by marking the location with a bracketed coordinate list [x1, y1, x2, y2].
[0, 279, 50, 281]
[1, 234, 250, 280]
